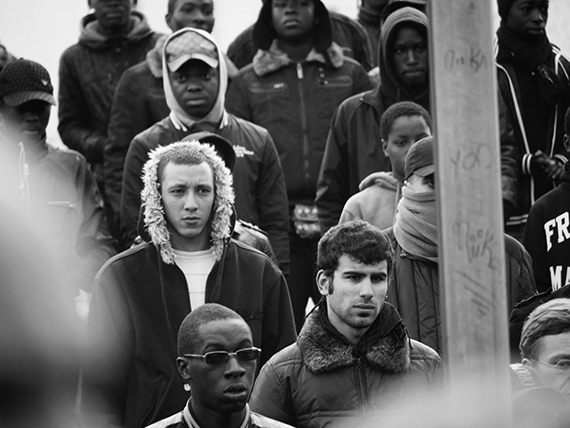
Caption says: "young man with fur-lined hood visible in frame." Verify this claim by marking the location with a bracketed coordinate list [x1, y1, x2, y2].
[225, 0, 372, 332]
[82, 140, 296, 428]
[249, 219, 441, 428]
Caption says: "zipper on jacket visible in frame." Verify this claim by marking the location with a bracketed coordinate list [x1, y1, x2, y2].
[353, 353, 370, 414]
[296, 62, 311, 194]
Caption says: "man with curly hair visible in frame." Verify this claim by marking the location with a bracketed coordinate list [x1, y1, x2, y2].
[81, 140, 296, 428]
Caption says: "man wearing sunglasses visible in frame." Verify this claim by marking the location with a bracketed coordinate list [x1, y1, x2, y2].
[82, 140, 296, 428]
[147, 303, 292, 428]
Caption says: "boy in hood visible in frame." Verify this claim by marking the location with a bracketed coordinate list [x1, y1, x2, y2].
[225, 0, 372, 331]
[316, 6, 430, 234]
[522, 106, 570, 292]
[339, 101, 431, 230]
[58, 0, 161, 238]
[0, 59, 115, 297]
[120, 28, 290, 273]
[82, 140, 296, 428]
[105, 0, 239, 236]
[496, 0, 570, 242]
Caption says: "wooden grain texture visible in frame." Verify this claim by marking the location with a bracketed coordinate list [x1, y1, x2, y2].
[428, 0, 512, 418]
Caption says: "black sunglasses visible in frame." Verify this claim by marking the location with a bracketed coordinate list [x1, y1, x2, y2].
[184, 347, 261, 365]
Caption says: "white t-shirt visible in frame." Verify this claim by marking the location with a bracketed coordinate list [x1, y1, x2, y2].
[173, 248, 216, 309]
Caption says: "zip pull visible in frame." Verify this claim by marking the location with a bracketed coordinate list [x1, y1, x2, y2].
[296, 62, 304, 79]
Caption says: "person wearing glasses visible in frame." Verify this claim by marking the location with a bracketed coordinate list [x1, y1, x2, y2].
[81, 140, 296, 428]
[146, 303, 293, 428]
[249, 219, 441, 428]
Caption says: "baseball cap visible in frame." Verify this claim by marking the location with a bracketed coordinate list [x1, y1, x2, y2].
[404, 136, 434, 180]
[0, 58, 56, 107]
[184, 131, 236, 171]
[165, 30, 219, 73]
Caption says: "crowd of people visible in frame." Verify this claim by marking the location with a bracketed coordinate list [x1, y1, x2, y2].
[2, 0, 570, 426]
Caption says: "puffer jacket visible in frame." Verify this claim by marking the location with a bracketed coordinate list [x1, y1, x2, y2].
[0, 133, 115, 294]
[120, 115, 290, 273]
[315, 7, 429, 233]
[58, 11, 161, 182]
[226, 10, 372, 71]
[226, 42, 372, 206]
[389, 236, 537, 354]
[81, 142, 296, 428]
[496, 43, 570, 229]
[250, 304, 441, 428]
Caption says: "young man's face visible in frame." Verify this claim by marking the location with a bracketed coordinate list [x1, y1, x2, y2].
[166, 0, 215, 33]
[0, 100, 51, 146]
[406, 172, 435, 193]
[170, 59, 219, 118]
[182, 319, 257, 418]
[90, 0, 133, 31]
[527, 330, 570, 396]
[383, 115, 431, 183]
[271, 0, 315, 42]
[160, 161, 215, 252]
[392, 26, 428, 88]
[506, 0, 548, 37]
[318, 254, 388, 337]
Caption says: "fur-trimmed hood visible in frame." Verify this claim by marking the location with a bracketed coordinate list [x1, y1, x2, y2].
[140, 140, 234, 264]
[79, 10, 154, 49]
[253, 39, 344, 77]
[297, 303, 410, 374]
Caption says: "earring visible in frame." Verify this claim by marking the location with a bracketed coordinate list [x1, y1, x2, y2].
[183, 383, 190, 392]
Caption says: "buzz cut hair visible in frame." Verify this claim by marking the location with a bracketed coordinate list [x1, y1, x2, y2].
[380, 101, 432, 142]
[177, 303, 245, 356]
[520, 298, 570, 360]
[317, 219, 393, 278]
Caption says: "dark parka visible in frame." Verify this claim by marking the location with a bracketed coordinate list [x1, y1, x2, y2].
[58, 11, 161, 182]
[315, 7, 429, 233]
[250, 304, 441, 428]
[225, 40, 372, 207]
[388, 235, 537, 354]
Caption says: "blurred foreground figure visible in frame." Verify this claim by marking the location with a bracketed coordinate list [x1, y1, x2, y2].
[250, 220, 441, 428]
[0, 193, 81, 427]
[147, 304, 293, 428]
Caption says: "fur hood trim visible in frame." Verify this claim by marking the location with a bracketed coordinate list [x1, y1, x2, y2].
[253, 40, 344, 77]
[141, 140, 234, 264]
[297, 308, 410, 374]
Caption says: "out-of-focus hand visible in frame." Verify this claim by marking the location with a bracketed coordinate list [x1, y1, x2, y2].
[541, 157, 564, 180]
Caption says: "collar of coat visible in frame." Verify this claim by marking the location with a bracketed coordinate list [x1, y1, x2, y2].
[252, 39, 344, 77]
[297, 303, 411, 374]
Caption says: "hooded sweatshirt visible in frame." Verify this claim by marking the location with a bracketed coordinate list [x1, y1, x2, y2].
[58, 11, 160, 181]
[339, 171, 402, 230]
[120, 28, 290, 272]
[316, 7, 429, 233]
[82, 140, 296, 428]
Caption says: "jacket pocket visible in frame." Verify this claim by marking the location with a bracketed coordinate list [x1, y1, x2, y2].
[249, 81, 289, 94]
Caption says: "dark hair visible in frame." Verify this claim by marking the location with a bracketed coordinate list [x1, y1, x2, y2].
[317, 219, 393, 277]
[520, 298, 570, 360]
[177, 303, 245, 355]
[380, 101, 432, 141]
[564, 105, 570, 136]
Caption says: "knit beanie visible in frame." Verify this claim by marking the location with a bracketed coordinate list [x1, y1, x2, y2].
[497, 0, 515, 21]
[252, 0, 333, 52]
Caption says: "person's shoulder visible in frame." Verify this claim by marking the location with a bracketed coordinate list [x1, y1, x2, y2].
[145, 410, 184, 428]
[250, 411, 295, 428]
[132, 117, 173, 146]
[329, 10, 366, 34]
[47, 146, 88, 166]
[337, 88, 374, 113]
[263, 341, 303, 368]
[409, 339, 440, 361]
[121, 60, 153, 80]
[96, 242, 154, 278]
[230, 239, 277, 263]
[226, 114, 272, 139]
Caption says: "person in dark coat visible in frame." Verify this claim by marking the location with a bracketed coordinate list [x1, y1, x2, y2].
[496, 0, 570, 242]
[145, 304, 293, 428]
[81, 140, 296, 428]
[58, 0, 161, 237]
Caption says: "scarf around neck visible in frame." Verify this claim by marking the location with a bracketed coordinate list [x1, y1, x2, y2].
[393, 186, 438, 262]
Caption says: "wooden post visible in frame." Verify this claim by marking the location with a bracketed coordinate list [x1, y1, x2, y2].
[429, 0, 512, 423]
